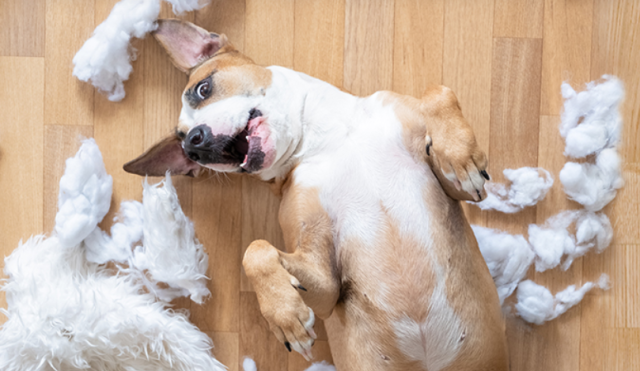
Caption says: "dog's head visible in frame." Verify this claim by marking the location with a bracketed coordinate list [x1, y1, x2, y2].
[124, 19, 295, 179]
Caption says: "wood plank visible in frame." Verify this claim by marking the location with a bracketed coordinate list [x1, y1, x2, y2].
[294, 0, 345, 87]
[207, 332, 240, 371]
[240, 177, 284, 292]
[343, 0, 395, 96]
[493, 0, 544, 39]
[0, 56, 44, 321]
[525, 114, 583, 371]
[44, 0, 96, 126]
[486, 37, 543, 233]
[580, 245, 640, 370]
[442, 0, 494, 152]
[240, 292, 289, 371]
[190, 175, 243, 332]
[43, 125, 94, 233]
[0, 0, 45, 57]
[195, 0, 246, 52]
[245, 0, 295, 67]
[540, 0, 593, 116]
[591, 0, 640, 245]
[486, 37, 543, 371]
[442, 0, 494, 226]
[392, 0, 444, 96]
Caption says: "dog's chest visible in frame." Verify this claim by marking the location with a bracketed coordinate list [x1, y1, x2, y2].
[294, 100, 439, 253]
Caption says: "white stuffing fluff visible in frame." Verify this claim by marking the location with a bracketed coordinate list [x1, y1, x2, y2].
[73, 0, 205, 101]
[133, 176, 210, 304]
[515, 274, 610, 325]
[560, 148, 624, 211]
[560, 76, 623, 158]
[0, 139, 224, 371]
[473, 167, 553, 213]
[559, 76, 625, 211]
[242, 358, 336, 371]
[472, 76, 624, 324]
[472, 225, 535, 304]
[529, 211, 613, 272]
[55, 138, 113, 247]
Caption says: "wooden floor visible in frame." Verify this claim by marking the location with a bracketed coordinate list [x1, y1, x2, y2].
[1, 0, 639, 370]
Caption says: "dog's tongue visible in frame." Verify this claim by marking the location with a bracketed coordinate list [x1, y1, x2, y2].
[242, 116, 268, 172]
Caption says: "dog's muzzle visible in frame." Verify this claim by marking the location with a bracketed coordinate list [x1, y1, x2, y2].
[183, 124, 244, 165]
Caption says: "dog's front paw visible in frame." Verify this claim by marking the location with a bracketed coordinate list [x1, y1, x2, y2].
[426, 133, 489, 202]
[262, 297, 317, 361]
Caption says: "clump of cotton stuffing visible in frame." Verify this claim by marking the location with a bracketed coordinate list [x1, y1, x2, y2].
[55, 138, 113, 247]
[473, 167, 553, 213]
[472, 225, 535, 304]
[560, 76, 623, 158]
[559, 76, 625, 211]
[73, 0, 206, 101]
[0, 139, 224, 371]
[515, 274, 610, 325]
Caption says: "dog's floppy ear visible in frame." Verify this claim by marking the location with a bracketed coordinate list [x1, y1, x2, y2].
[153, 19, 230, 73]
[123, 135, 202, 177]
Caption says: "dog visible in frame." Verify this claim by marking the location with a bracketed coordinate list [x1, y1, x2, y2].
[124, 19, 508, 371]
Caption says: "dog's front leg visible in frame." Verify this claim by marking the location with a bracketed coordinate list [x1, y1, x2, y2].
[243, 214, 339, 360]
[419, 85, 489, 202]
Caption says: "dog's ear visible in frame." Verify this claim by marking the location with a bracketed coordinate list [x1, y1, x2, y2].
[153, 19, 231, 73]
[123, 135, 202, 177]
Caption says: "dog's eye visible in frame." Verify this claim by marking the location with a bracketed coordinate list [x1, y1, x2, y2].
[196, 80, 211, 99]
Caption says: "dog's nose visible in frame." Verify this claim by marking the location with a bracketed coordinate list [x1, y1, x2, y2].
[185, 124, 212, 162]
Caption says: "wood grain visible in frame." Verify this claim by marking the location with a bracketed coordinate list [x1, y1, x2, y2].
[392, 0, 444, 96]
[294, 0, 345, 87]
[0, 56, 44, 319]
[190, 175, 243, 332]
[343, 0, 395, 96]
[44, 0, 96, 126]
[591, 0, 640, 244]
[245, 0, 295, 67]
[1, 1, 640, 370]
[493, 0, 544, 39]
[0, 0, 45, 57]
[540, 0, 593, 116]
[487, 37, 543, 233]
[442, 0, 495, 227]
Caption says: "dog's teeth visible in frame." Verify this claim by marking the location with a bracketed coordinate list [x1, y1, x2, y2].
[246, 136, 249, 141]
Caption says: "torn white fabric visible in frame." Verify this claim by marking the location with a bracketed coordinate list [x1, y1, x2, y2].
[473, 167, 553, 213]
[472, 225, 535, 304]
[242, 358, 336, 371]
[133, 176, 210, 304]
[0, 139, 223, 371]
[515, 274, 610, 325]
[560, 76, 624, 158]
[560, 148, 624, 211]
[73, 0, 205, 101]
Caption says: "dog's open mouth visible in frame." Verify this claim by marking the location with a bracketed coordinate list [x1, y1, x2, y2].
[227, 108, 267, 172]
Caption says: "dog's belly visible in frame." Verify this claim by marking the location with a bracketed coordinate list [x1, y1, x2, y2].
[294, 104, 507, 370]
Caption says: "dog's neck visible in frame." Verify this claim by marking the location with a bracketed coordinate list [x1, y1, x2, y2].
[262, 66, 362, 182]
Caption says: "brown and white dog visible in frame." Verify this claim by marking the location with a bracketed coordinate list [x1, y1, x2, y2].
[124, 19, 508, 371]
